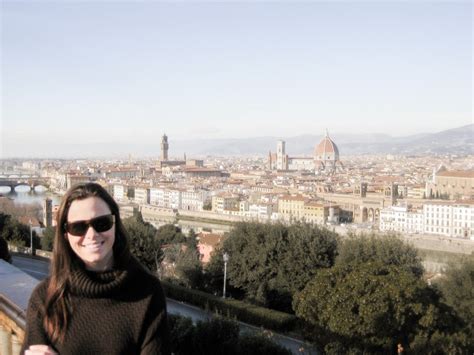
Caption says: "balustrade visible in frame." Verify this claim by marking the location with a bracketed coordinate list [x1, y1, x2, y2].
[0, 260, 38, 355]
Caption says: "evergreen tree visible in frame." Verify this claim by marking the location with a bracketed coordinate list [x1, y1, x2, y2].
[123, 214, 163, 273]
[434, 254, 474, 352]
[156, 224, 186, 245]
[41, 226, 56, 251]
[0, 236, 12, 263]
[337, 232, 424, 277]
[220, 221, 338, 311]
[294, 261, 468, 353]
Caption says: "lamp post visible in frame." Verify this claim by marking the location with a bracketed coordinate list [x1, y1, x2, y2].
[29, 219, 33, 256]
[223, 252, 229, 299]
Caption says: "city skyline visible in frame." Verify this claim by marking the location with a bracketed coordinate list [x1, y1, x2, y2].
[1, 1, 472, 158]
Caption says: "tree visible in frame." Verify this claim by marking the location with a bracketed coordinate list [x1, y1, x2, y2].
[156, 224, 186, 245]
[0, 214, 40, 249]
[123, 214, 163, 273]
[434, 254, 474, 351]
[202, 246, 228, 295]
[294, 261, 469, 353]
[283, 223, 338, 292]
[186, 229, 198, 249]
[41, 226, 56, 251]
[221, 221, 338, 311]
[0, 236, 12, 263]
[203, 200, 212, 211]
[337, 232, 424, 277]
[174, 244, 203, 289]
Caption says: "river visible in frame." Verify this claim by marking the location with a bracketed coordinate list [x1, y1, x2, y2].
[0, 185, 62, 207]
[0, 186, 229, 234]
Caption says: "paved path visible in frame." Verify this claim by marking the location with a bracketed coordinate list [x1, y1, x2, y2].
[11, 255, 316, 354]
[11, 254, 50, 279]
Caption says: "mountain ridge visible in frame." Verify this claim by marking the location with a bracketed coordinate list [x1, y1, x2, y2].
[3, 124, 473, 158]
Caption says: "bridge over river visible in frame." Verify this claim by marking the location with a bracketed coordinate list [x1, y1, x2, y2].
[0, 177, 51, 192]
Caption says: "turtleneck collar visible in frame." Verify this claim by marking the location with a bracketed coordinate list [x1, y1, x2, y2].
[69, 266, 130, 297]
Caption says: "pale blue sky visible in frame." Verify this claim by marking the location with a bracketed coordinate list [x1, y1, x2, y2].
[1, 0, 472, 153]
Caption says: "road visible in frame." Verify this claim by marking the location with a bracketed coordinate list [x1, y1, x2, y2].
[11, 255, 316, 354]
[11, 254, 50, 279]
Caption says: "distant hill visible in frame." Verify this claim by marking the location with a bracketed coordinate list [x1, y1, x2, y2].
[170, 124, 474, 157]
[4, 125, 473, 158]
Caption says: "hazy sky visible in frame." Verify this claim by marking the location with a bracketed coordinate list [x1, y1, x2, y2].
[1, 0, 472, 155]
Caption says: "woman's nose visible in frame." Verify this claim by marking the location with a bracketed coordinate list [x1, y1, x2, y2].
[84, 225, 99, 239]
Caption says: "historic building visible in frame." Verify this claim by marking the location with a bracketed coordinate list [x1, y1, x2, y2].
[380, 201, 474, 240]
[161, 134, 169, 161]
[426, 169, 474, 200]
[314, 131, 343, 174]
[268, 130, 343, 173]
[159, 134, 186, 168]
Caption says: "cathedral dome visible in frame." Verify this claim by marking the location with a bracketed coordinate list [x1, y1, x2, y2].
[314, 131, 339, 161]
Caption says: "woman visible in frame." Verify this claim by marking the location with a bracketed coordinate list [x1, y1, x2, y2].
[22, 183, 169, 355]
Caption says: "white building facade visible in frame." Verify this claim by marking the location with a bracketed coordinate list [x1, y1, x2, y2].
[380, 202, 474, 239]
[380, 205, 424, 234]
[423, 202, 474, 239]
[181, 189, 210, 211]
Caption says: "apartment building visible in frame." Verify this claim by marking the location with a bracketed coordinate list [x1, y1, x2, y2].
[106, 168, 139, 179]
[278, 195, 306, 222]
[112, 184, 127, 202]
[380, 202, 473, 239]
[247, 202, 276, 220]
[303, 202, 329, 224]
[380, 205, 424, 234]
[134, 186, 150, 205]
[212, 194, 240, 213]
[424, 202, 473, 239]
[181, 189, 210, 211]
[66, 173, 91, 190]
[149, 187, 182, 209]
[149, 187, 165, 207]
[406, 184, 425, 199]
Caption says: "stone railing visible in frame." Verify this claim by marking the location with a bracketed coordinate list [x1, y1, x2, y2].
[0, 260, 39, 355]
[0, 295, 24, 355]
[7, 245, 53, 259]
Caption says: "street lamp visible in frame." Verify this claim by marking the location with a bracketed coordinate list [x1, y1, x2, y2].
[223, 252, 229, 299]
[29, 219, 34, 256]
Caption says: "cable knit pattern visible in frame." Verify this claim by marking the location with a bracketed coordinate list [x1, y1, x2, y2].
[21, 257, 170, 355]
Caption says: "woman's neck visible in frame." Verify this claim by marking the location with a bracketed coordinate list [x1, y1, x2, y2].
[84, 255, 115, 272]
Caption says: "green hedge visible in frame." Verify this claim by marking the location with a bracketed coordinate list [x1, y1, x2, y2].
[162, 281, 297, 332]
[168, 314, 292, 355]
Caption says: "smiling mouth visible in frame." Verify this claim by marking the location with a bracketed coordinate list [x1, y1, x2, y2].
[82, 241, 105, 249]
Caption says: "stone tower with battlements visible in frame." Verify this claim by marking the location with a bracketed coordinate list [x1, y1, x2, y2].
[161, 134, 169, 161]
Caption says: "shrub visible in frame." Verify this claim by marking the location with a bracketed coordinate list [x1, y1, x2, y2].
[162, 281, 297, 332]
[238, 333, 292, 355]
[0, 236, 12, 263]
[168, 314, 291, 355]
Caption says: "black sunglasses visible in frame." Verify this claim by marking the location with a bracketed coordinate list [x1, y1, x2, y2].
[64, 214, 115, 236]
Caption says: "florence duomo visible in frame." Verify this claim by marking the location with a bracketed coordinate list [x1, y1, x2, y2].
[268, 130, 344, 174]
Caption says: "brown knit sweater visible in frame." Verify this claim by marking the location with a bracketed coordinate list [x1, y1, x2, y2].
[21, 257, 170, 354]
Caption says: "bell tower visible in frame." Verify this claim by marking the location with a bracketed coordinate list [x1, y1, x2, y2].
[161, 134, 169, 161]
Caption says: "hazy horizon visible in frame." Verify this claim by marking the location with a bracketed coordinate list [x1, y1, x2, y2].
[1, 123, 472, 159]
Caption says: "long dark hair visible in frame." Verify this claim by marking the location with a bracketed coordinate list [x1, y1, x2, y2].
[44, 182, 131, 343]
